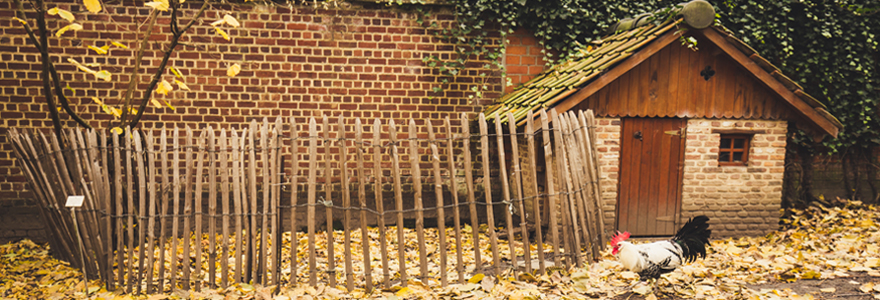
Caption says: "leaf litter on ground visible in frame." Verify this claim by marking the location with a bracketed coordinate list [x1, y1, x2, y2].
[2, 200, 880, 299]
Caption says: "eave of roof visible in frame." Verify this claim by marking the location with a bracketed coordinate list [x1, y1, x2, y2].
[487, 19, 842, 139]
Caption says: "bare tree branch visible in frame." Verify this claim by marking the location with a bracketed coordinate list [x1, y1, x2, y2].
[117, 9, 160, 126]
[128, 0, 211, 129]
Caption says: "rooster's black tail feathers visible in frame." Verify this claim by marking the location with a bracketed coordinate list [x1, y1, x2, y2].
[672, 216, 711, 263]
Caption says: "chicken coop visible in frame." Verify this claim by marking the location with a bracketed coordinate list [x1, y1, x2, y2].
[486, 0, 842, 237]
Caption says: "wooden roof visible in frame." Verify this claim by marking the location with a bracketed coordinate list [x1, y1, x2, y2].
[486, 20, 842, 138]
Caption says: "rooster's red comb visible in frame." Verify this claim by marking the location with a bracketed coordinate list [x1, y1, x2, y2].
[610, 231, 630, 246]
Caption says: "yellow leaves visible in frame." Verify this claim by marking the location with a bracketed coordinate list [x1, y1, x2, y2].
[214, 27, 230, 41]
[110, 127, 123, 135]
[47, 7, 75, 22]
[210, 14, 238, 41]
[467, 273, 484, 284]
[150, 98, 162, 108]
[144, 0, 169, 11]
[83, 0, 102, 13]
[55, 23, 83, 37]
[227, 63, 241, 77]
[67, 58, 112, 81]
[156, 79, 173, 95]
[224, 14, 241, 28]
[110, 41, 128, 49]
[169, 66, 183, 78]
[87, 44, 110, 55]
[175, 79, 190, 91]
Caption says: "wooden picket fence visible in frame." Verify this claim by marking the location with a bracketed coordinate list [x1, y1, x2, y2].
[7, 109, 605, 294]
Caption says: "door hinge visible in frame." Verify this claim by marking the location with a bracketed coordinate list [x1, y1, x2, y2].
[665, 128, 686, 138]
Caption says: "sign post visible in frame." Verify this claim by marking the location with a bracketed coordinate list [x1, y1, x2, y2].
[65, 195, 87, 295]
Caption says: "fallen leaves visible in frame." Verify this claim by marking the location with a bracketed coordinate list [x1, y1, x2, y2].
[3, 201, 880, 299]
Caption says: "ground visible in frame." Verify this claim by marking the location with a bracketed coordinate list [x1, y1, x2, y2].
[2, 201, 880, 299]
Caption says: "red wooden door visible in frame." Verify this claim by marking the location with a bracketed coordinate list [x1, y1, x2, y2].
[617, 118, 686, 236]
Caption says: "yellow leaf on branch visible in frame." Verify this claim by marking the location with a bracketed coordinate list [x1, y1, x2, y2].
[88, 44, 108, 55]
[83, 0, 102, 13]
[170, 66, 183, 78]
[55, 23, 82, 37]
[213, 26, 230, 41]
[227, 63, 241, 77]
[111, 41, 128, 49]
[94, 70, 112, 81]
[150, 98, 162, 108]
[175, 79, 190, 91]
[110, 127, 123, 135]
[47, 7, 75, 22]
[224, 14, 240, 28]
[156, 79, 173, 95]
[144, 0, 169, 11]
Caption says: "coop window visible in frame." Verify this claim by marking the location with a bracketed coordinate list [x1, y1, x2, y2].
[718, 134, 750, 166]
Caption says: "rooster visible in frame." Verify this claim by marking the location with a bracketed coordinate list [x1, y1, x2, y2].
[610, 216, 711, 279]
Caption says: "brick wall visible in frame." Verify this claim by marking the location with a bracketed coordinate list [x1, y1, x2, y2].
[593, 117, 622, 231]
[0, 0, 516, 241]
[591, 117, 787, 237]
[503, 28, 547, 94]
[682, 119, 787, 237]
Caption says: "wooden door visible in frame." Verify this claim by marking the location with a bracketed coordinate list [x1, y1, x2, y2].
[617, 118, 686, 236]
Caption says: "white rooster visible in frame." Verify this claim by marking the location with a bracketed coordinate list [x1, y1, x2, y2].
[610, 216, 712, 279]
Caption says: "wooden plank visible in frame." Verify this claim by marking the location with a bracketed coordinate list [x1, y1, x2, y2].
[339, 116, 354, 291]
[427, 121, 447, 287]
[178, 127, 193, 289]
[156, 130, 169, 291]
[372, 119, 390, 288]
[84, 130, 109, 280]
[273, 118, 283, 285]
[112, 130, 124, 289]
[493, 116, 517, 275]
[158, 130, 169, 291]
[579, 111, 606, 245]
[551, 111, 581, 267]
[259, 120, 269, 285]
[408, 119, 428, 281]
[445, 117, 465, 284]
[307, 118, 318, 286]
[232, 129, 244, 284]
[460, 113, 481, 273]
[192, 129, 206, 290]
[506, 112, 530, 273]
[125, 127, 135, 293]
[548, 29, 681, 118]
[220, 128, 230, 288]
[322, 116, 336, 287]
[700, 28, 838, 137]
[525, 111, 545, 273]
[133, 130, 147, 293]
[475, 113, 498, 274]
[355, 118, 372, 291]
[69, 130, 100, 278]
[240, 128, 251, 284]
[11, 131, 70, 266]
[248, 120, 259, 283]
[288, 118, 299, 286]
[564, 113, 594, 256]
[539, 110, 561, 267]
[145, 131, 159, 293]
[388, 120, 407, 285]
[169, 128, 181, 290]
[186, 126, 199, 291]
[207, 126, 218, 288]
[568, 112, 599, 258]
[99, 132, 113, 288]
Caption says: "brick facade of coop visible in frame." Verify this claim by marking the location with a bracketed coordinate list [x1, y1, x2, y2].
[593, 118, 788, 237]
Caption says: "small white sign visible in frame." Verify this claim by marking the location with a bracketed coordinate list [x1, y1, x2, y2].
[65, 196, 85, 207]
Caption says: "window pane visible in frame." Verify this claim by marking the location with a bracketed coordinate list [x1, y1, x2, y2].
[719, 152, 730, 162]
[720, 138, 731, 148]
[733, 138, 745, 149]
[733, 152, 743, 162]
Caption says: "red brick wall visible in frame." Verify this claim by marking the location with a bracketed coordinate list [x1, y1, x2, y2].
[504, 28, 548, 94]
[0, 0, 518, 240]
